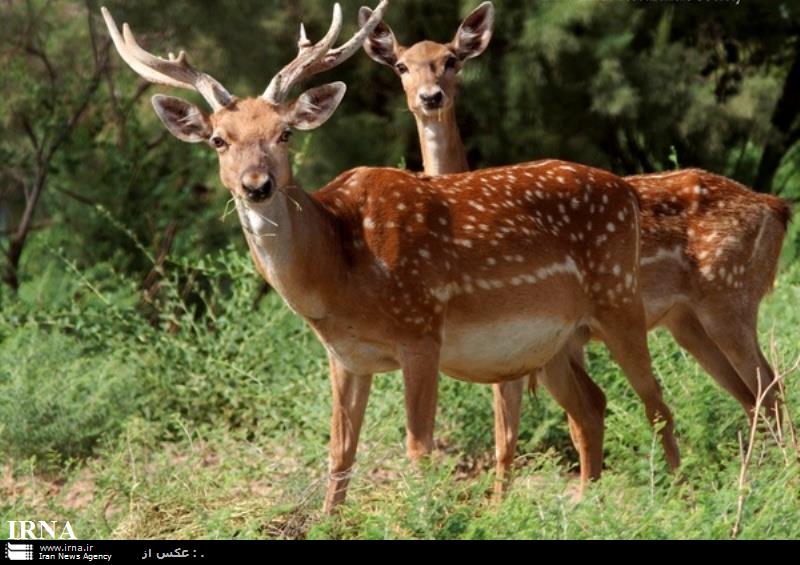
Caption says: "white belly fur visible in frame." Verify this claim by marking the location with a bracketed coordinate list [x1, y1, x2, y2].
[440, 317, 574, 383]
[319, 316, 576, 383]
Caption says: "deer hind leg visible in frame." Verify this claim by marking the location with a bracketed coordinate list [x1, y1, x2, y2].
[537, 346, 606, 497]
[663, 307, 756, 414]
[757, 348, 784, 423]
[324, 356, 373, 513]
[492, 378, 525, 497]
[400, 339, 441, 462]
[696, 305, 780, 422]
[593, 304, 681, 471]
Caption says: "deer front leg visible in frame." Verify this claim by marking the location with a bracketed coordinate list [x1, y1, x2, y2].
[492, 378, 525, 498]
[400, 339, 441, 461]
[324, 355, 373, 513]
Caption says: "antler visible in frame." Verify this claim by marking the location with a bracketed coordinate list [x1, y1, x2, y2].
[101, 7, 234, 111]
[263, 1, 389, 104]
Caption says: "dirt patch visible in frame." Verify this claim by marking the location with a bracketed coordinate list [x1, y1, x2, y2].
[1, 464, 96, 512]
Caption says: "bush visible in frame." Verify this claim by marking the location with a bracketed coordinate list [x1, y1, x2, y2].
[0, 326, 144, 465]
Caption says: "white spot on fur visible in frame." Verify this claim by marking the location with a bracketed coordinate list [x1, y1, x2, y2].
[641, 246, 685, 267]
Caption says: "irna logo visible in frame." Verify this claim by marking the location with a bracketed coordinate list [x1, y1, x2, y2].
[7, 520, 76, 540]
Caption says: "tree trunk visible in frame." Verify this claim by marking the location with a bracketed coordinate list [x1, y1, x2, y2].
[3, 167, 47, 291]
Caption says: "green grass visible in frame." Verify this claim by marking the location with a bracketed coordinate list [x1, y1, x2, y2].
[1, 245, 798, 540]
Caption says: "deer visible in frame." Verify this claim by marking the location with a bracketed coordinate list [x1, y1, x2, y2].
[102, 2, 681, 513]
[360, 1, 611, 493]
[360, 1, 791, 494]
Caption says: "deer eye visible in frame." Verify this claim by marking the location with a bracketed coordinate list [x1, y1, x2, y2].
[445, 56, 458, 70]
[210, 136, 228, 150]
[278, 130, 293, 144]
[395, 62, 409, 74]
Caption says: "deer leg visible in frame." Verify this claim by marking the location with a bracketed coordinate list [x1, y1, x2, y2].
[400, 339, 441, 461]
[698, 309, 780, 421]
[538, 348, 606, 497]
[492, 378, 525, 497]
[563, 338, 606, 482]
[593, 306, 681, 471]
[757, 347, 784, 424]
[663, 308, 756, 414]
[323, 356, 373, 513]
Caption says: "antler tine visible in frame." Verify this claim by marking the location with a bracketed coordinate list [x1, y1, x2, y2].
[264, 3, 345, 103]
[308, 0, 389, 75]
[299, 23, 312, 50]
[101, 7, 233, 111]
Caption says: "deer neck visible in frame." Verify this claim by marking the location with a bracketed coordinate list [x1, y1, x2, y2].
[236, 185, 343, 321]
[415, 107, 468, 176]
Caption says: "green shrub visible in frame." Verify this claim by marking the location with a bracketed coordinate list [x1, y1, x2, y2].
[0, 326, 144, 465]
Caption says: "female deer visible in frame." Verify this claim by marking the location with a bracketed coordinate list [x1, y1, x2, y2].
[361, 1, 609, 492]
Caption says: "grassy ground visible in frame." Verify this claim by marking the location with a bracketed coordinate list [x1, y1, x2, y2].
[1, 244, 798, 540]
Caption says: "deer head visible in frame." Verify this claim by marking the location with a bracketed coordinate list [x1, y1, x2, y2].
[359, 1, 493, 117]
[101, 3, 389, 205]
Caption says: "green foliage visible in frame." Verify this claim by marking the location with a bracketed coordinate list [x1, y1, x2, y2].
[0, 237, 798, 538]
[1, 0, 800, 541]
[2, 0, 799, 290]
[0, 326, 143, 465]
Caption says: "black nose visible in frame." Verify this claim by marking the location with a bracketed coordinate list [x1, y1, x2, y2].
[242, 170, 274, 202]
[245, 178, 273, 202]
[420, 91, 444, 108]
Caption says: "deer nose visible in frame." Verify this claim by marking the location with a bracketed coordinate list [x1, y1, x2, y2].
[419, 90, 444, 109]
[241, 169, 274, 202]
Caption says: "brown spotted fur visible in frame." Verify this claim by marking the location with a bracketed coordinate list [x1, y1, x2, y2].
[365, 3, 792, 498]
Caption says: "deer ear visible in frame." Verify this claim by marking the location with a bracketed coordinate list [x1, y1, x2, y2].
[360, 6, 400, 67]
[285, 82, 347, 131]
[151, 95, 212, 143]
[452, 1, 495, 62]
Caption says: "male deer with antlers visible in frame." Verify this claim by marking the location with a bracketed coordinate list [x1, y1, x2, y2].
[361, 1, 791, 493]
[103, 2, 680, 513]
